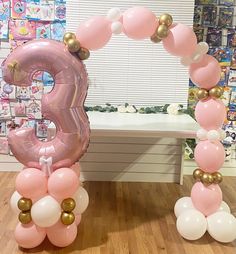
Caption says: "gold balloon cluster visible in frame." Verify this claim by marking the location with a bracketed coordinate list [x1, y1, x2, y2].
[18, 198, 32, 224]
[63, 32, 90, 60]
[61, 198, 76, 225]
[196, 86, 224, 101]
[151, 14, 173, 43]
[193, 168, 223, 186]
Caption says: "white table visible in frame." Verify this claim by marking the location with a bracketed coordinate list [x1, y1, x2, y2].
[0, 112, 199, 184]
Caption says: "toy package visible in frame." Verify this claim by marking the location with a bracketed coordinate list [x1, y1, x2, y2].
[11, 0, 26, 19]
[16, 86, 30, 100]
[26, 100, 41, 119]
[0, 20, 9, 40]
[9, 19, 36, 40]
[227, 111, 236, 121]
[0, 0, 10, 20]
[218, 7, 234, 28]
[54, 0, 66, 21]
[12, 101, 27, 116]
[231, 50, 236, 69]
[51, 20, 65, 41]
[229, 87, 236, 110]
[194, 6, 202, 24]
[196, 0, 218, 4]
[40, 0, 54, 21]
[209, 47, 232, 66]
[31, 79, 43, 99]
[0, 81, 15, 100]
[36, 119, 50, 138]
[193, 24, 204, 43]
[227, 29, 236, 47]
[36, 21, 51, 39]
[0, 137, 9, 154]
[202, 6, 217, 27]
[25, 0, 40, 20]
[219, 66, 230, 86]
[0, 100, 11, 119]
[206, 28, 222, 47]
[0, 121, 6, 136]
[228, 70, 236, 86]
[219, 0, 235, 6]
[222, 86, 231, 106]
[10, 39, 27, 50]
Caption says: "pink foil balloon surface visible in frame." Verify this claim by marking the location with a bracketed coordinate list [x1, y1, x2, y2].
[122, 6, 158, 40]
[1, 39, 90, 170]
[194, 140, 225, 172]
[162, 23, 197, 57]
[189, 54, 221, 89]
[191, 182, 222, 216]
[195, 98, 226, 130]
[76, 16, 112, 50]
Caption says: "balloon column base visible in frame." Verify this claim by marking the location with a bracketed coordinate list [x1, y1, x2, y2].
[10, 166, 89, 249]
[174, 197, 236, 243]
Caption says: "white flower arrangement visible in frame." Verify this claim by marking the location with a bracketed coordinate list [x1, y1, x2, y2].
[167, 103, 182, 115]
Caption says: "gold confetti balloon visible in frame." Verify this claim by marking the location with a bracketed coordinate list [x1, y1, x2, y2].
[159, 14, 173, 27]
[61, 212, 75, 225]
[63, 32, 76, 44]
[156, 25, 169, 39]
[17, 198, 32, 212]
[209, 86, 224, 99]
[67, 39, 81, 53]
[196, 89, 209, 100]
[78, 47, 90, 60]
[212, 172, 223, 184]
[193, 168, 203, 180]
[61, 198, 76, 212]
[19, 212, 32, 224]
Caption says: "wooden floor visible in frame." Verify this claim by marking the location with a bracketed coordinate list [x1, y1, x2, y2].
[0, 172, 236, 254]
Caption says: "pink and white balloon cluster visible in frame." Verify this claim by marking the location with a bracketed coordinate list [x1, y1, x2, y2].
[175, 197, 236, 242]
[10, 167, 89, 248]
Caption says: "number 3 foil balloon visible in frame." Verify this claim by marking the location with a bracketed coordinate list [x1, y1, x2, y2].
[1, 39, 90, 170]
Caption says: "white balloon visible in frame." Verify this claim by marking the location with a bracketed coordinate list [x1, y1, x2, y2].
[31, 195, 61, 228]
[73, 187, 89, 214]
[217, 201, 231, 213]
[107, 8, 121, 21]
[197, 128, 208, 141]
[219, 129, 226, 140]
[177, 209, 207, 240]
[10, 191, 22, 214]
[180, 57, 191, 66]
[198, 42, 209, 54]
[174, 197, 194, 218]
[191, 52, 202, 63]
[111, 21, 123, 34]
[207, 211, 236, 243]
[207, 130, 220, 142]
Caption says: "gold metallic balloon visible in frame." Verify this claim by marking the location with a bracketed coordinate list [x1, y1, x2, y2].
[150, 34, 162, 43]
[61, 212, 75, 225]
[209, 86, 224, 99]
[212, 172, 223, 184]
[159, 14, 173, 27]
[77, 47, 90, 60]
[196, 89, 209, 100]
[17, 198, 32, 212]
[156, 25, 169, 39]
[67, 39, 81, 53]
[193, 168, 203, 180]
[200, 172, 214, 185]
[19, 212, 32, 224]
[61, 198, 76, 212]
[63, 32, 76, 44]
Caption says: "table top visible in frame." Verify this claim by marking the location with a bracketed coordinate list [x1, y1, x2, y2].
[87, 112, 199, 139]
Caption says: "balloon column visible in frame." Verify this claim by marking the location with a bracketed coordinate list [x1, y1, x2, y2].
[3, 5, 236, 248]
[3, 40, 90, 248]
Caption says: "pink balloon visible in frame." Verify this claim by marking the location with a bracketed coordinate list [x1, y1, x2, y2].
[75, 214, 82, 226]
[14, 222, 46, 249]
[191, 182, 222, 216]
[76, 16, 112, 50]
[122, 6, 158, 40]
[48, 168, 79, 200]
[71, 162, 81, 178]
[15, 168, 47, 199]
[195, 98, 226, 130]
[2, 40, 90, 170]
[194, 140, 225, 173]
[46, 221, 77, 247]
[189, 54, 221, 89]
[162, 23, 197, 57]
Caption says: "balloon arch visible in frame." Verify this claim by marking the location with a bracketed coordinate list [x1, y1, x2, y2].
[3, 6, 236, 249]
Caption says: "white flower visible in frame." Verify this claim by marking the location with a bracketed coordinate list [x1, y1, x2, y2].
[117, 105, 127, 113]
[167, 103, 181, 115]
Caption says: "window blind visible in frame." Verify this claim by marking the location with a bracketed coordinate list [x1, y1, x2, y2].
[66, 0, 195, 107]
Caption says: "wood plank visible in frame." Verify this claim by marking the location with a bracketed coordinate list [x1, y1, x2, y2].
[0, 173, 236, 253]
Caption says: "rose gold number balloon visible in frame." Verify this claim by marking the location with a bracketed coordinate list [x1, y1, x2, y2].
[2, 39, 90, 170]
